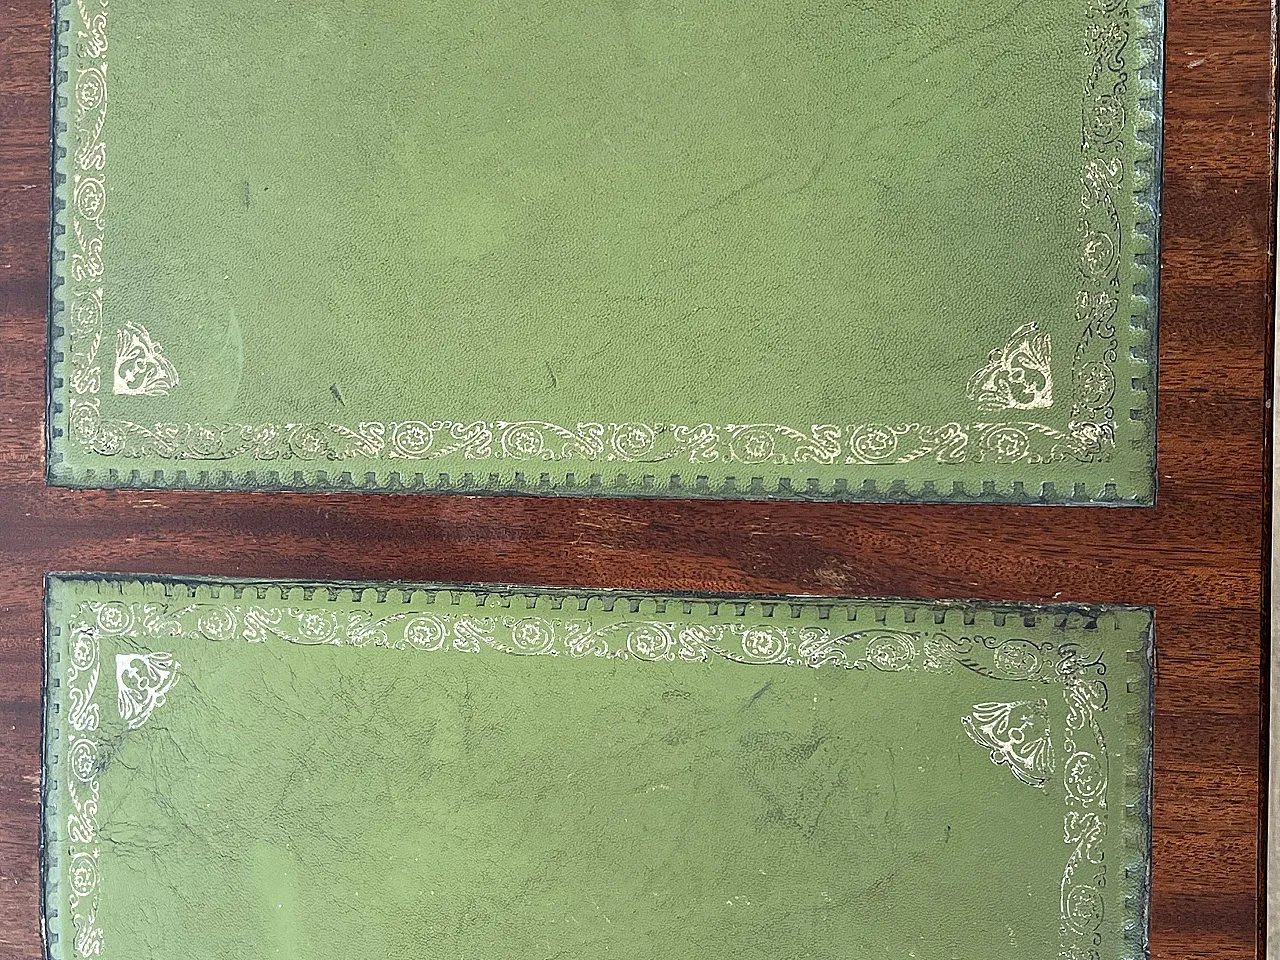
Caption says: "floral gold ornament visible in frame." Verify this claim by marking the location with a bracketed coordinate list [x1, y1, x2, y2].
[112, 322, 179, 398]
[967, 324, 1055, 411]
[114, 652, 180, 730]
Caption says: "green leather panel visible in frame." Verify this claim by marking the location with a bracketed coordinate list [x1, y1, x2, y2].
[49, 0, 1162, 502]
[44, 576, 1152, 958]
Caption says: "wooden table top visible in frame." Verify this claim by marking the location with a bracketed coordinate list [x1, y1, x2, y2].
[0, 0, 1273, 957]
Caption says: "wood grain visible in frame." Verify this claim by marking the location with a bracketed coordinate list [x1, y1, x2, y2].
[0, 0, 1272, 957]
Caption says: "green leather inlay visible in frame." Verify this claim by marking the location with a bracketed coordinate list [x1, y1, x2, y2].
[43, 576, 1152, 959]
[49, 0, 1162, 502]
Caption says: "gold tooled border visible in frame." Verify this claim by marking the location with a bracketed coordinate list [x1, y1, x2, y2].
[50, 0, 1158, 493]
[48, 586, 1143, 959]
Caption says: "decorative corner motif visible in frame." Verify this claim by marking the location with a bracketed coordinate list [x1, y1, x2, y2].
[962, 698, 1055, 787]
[967, 323, 1054, 411]
[112, 322, 179, 397]
[115, 652, 180, 729]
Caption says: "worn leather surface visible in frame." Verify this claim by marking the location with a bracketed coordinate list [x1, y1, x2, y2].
[44, 577, 1153, 959]
[49, 0, 1161, 501]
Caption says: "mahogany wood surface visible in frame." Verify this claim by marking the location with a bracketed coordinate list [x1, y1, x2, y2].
[0, 0, 1273, 956]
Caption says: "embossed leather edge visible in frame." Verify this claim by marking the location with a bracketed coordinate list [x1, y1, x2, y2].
[44, 573, 1157, 625]
[1122, 621, 1155, 960]
[1127, 0, 1164, 506]
[46, 0, 68, 488]
[47, 0, 81, 493]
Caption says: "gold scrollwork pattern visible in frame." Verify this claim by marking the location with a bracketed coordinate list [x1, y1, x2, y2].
[64, 618, 104, 956]
[64, 405, 1112, 468]
[74, 600, 1077, 683]
[85, 599, 938, 672]
[1069, 0, 1135, 462]
[60, 0, 1144, 475]
[1057, 645, 1111, 960]
[65, 0, 109, 398]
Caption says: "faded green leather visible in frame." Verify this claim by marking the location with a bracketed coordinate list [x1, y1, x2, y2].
[49, 0, 1162, 502]
[44, 576, 1152, 959]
